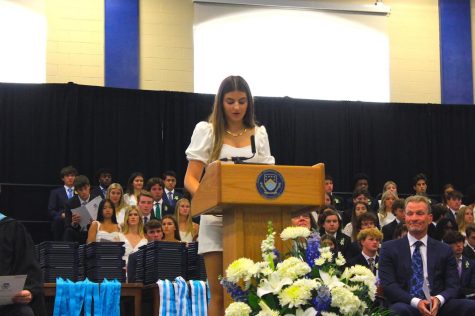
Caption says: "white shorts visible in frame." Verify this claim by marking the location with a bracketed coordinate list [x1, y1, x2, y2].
[197, 215, 223, 254]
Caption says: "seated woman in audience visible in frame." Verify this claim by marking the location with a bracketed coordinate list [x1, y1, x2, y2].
[120, 206, 147, 265]
[457, 205, 474, 236]
[86, 199, 121, 243]
[441, 183, 455, 207]
[377, 190, 398, 227]
[342, 201, 369, 241]
[291, 211, 319, 231]
[123, 172, 144, 206]
[106, 183, 127, 226]
[161, 215, 182, 242]
[376, 181, 398, 205]
[175, 198, 199, 242]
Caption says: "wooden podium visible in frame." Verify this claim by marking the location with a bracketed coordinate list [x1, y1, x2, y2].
[191, 161, 325, 308]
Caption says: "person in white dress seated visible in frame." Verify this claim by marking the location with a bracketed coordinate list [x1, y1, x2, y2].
[377, 190, 398, 227]
[175, 198, 198, 243]
[184, 75, 275, 316]
[86, 199, 121, 243]
[106, 183, 128, 227]
[161, 215, 182, 243]
[123, 172, 144, 206]
[120, 206, 148, 266]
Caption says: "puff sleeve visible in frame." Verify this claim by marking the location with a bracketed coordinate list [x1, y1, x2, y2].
[255, 125, 275, 164]
[185, 121, 214, 164]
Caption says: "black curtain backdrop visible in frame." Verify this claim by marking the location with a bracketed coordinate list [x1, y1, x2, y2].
[1, 82, 475, 225]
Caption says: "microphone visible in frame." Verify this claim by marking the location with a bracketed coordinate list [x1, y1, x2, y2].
[220, 135, 256, 163]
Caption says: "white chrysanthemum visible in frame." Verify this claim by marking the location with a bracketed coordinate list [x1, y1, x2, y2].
[320, 247, 333, 262]
[314, 257, 325, 266]
[331, 286, 364, 315]
[277, 257, 311, 280]
[225, 302, 252, 316]
[335, 252, 346, 266]
[226, 258, 257, 283]
[280, 226, 311, 240]
[278, 279, 315, 308]
[255, 261, 273, 277]
[321, 312, 339, 316]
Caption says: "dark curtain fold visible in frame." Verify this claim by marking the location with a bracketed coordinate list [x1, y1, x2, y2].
[1, 82, 475, 223]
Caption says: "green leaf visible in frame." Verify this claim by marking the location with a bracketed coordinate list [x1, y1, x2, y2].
[248, 292, 260, 310]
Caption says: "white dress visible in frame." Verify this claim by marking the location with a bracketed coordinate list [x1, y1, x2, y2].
[120, 234, 148, 266]
[94, 222, 121, 242]
[378, 212, 396, 227]
[123, 194, 137, 206]
[180, 230, 194, 243]
[185, 121, 275, 254]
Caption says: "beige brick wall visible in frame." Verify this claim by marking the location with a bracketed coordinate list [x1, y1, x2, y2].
[386, 0, 441, 103]
[46, 0, 104, 86]
[140, 0, 194, 92]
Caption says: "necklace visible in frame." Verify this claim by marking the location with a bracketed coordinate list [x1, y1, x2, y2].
[225, 128, 247, 137]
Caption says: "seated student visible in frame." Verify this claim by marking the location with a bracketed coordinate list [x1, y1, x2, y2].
[342, 201, 369, 241]
[175, 198, 199, 242]
[457, 206, 474, 237]
[48, 165, 77, 241]
[86, 199, 121, 243]
[123, 172, 144, 206]
[378, 190, 398, 227]
[91, 168, 112, 199]
[144, 219, 163, 242]
[345, 173, 378, 213]
[434, 217, 457, 241]
[379, 195, 475, 316]
[137, 190, 155, 224]
[429, 203, 447, 239]
[63, 175, 99, 243]
[318, 209, 351, 259]
[347, 227, 383, 275]
[446, 190, 463, 223]
[145, 177, 172, 219]
[442, 230, 475, 297]
[0, 213, 46, 316]
[161, 215, 182, 242]
[464, 224, 475, 260]
[393, 222, 408, 240]
[162, 170, 183, 210]
[375, 180, 398, 206]
[441, 184, 455, 207]
[343, 188, 372, 226]
[324, 174, 343, 211]
[120, 206, 148, 266]
[382, 198, 406, 242]
[413, 173, 438, 204]
[106, 183, 127, 226]
[346, 212, 379, 260]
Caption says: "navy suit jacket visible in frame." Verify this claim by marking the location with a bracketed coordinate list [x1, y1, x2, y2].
[347, 252, 379, 273]
[463, 245, 475, 260]
[162, 190, 182, 210]
[446, 210, 457, 224]
[379, 235, 460, 305]
[48, 186, 70, 220]
[382, 219, 398, 242]
[460, 256, 475, 295]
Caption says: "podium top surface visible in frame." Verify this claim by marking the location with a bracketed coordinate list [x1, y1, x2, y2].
[191, 162, 325, 216]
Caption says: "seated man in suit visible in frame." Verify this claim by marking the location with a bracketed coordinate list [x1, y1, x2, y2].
[442, 230, 475, 297]
[380, 195, 475, 316]
[318, 209, 351, 260]
[91, 168, 112, 199]
[48, 165, 77, 240]
[145, 177, 172, 219]
[162, 170, 182, 210]
[382, 198, 406, 242]
[445, 190, 463, 223]
[413, 173, 437, 205]
[324, 174, 343, 211]
[464, 224, 475, 260]
[63, 175, 99, 243]
[137, 190, 155, 226]
[347, 227, 382, 275]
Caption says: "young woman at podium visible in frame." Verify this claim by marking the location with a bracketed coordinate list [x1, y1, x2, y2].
[184, 75, 275, 316]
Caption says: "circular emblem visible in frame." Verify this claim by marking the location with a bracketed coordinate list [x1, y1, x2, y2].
[256, 169, 285, 199]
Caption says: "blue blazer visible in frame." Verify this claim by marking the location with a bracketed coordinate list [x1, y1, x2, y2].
[460, 256, 475, 294]
[379, 235, 460, 305]
[48, 187, 70, 220]
[162, 190, 182, 210]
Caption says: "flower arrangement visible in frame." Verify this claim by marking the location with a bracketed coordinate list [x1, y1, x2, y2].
[221, 222, 387, 316]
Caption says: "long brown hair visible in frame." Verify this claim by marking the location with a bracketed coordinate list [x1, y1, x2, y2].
[208, 76, 256, 162]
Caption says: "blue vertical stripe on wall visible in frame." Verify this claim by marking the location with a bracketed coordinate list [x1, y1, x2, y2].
[105, 0, 139, 89]
[439, 0, 473, 104]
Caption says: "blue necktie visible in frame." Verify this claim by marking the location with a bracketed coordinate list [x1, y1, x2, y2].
[410, 240, 424, 298]
[67, 188, 73, 199]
